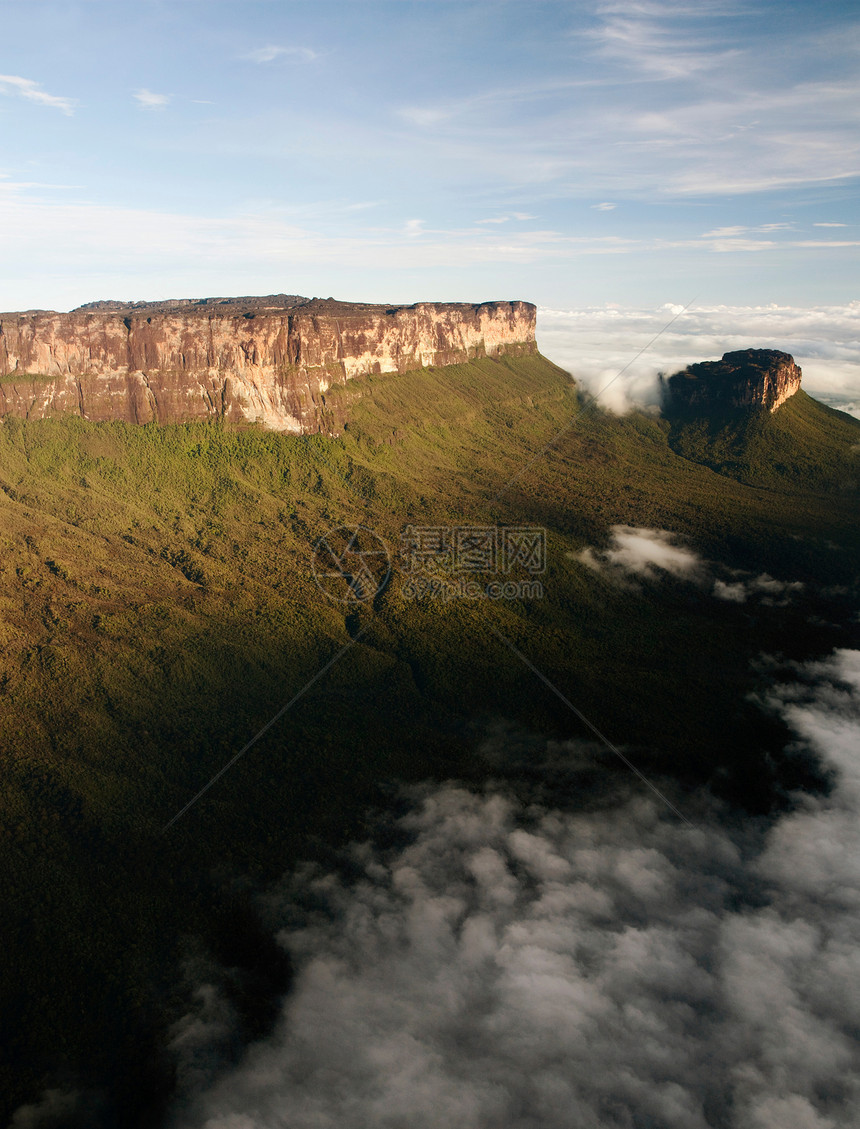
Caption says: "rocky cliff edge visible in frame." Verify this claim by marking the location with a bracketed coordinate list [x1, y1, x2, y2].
[0, 296, 536, 433]
[661, 349, 802, 416]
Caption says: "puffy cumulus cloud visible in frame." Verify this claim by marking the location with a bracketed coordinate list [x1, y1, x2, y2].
[173, 785, 733, 1129]
[714, 574, 805, 606]
[754, 651, 860, 900]
[577, 525, 707, 586]
[575, 527, 806, 605]
[574, 360, 664, 415]
[536, 303, 860, 416]
[173, 652, 860, 1129]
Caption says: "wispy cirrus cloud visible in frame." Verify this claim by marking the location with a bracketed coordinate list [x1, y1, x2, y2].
[2, 174, 859, 316]
[0, 74, 74, 115]
[475, 212, 536, 225]
[242, 45, 319, 64]
[585, 0, 745, 81]
[134, 88, 170, 110]
[396, 75, 619, 133]
[393, 7, 860, 200]
[398, 105, 452, 128]
[701, 223, 794, 238]
[0, 189, 629, 286]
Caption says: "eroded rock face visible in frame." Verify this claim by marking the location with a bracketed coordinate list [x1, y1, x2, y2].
[0, 296, 536, 433]
[661, 349, 802, 415]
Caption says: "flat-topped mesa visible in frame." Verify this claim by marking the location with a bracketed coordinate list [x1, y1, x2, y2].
[661, 349, 802, 416]
[0, 296, 537, 433]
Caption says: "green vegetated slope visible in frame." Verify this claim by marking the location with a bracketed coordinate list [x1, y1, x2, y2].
[667, 388, 860, 493]
[0, 353, 859, 1124]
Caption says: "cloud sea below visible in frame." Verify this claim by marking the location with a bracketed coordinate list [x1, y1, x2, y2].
[536, 303, 860, 417]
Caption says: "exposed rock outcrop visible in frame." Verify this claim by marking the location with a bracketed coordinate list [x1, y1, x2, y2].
[661, 349, 802, 416]
[0, 295, 536, 433]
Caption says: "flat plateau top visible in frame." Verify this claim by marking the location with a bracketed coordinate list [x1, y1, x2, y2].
[2, 296, 532, 319]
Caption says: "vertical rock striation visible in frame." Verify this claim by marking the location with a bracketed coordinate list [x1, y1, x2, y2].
[0, 295, 537, 433]
[661, 349, 802, 415]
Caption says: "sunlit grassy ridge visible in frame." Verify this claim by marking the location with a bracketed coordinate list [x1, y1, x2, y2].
[1, 353, 859, 1124]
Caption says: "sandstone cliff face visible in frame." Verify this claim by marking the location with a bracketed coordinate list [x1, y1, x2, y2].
[0, 296, 536, 433]
[661, 349, 802, 415]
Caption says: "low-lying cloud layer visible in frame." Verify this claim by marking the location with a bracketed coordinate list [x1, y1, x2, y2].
[575, 525, 805, 607]
[537, 303, 860, 416]
[577, 525, 706, 585]
[174, 651, 860, 1129]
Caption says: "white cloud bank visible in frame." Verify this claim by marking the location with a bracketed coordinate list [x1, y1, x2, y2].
[172, 650, 860, 1129]
[537, 303, 860, 416]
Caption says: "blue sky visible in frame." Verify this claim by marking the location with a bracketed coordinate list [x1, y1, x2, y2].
[0, 0, 858, 312]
